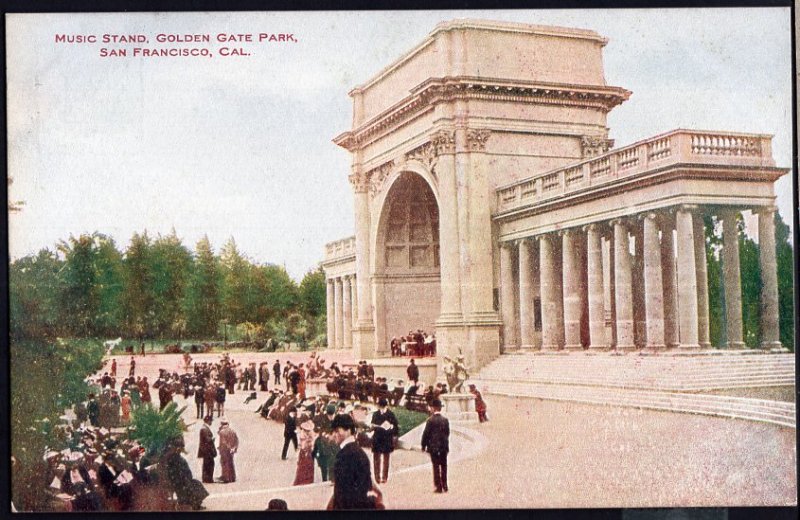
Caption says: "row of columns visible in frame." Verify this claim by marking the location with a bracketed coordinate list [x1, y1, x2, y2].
[326, 275, 357, 349]
[499, 205, 782, 351]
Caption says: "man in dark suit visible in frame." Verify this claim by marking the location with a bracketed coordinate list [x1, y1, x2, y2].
[281, 407, 298, 460]
[328, 413, 381, 510]
[421, 398, 450, 493]
[198, 416, 216, 483]
[370, 398, 399, 484]
[406, 359, 419, 385]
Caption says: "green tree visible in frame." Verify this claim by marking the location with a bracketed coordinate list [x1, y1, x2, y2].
[183, 235, 221, 337]
[774, 211, 794, 350]
[739, 217, 762, 348]
[299, 267, 327, 318]
[122, 232, 156, 339]
[9, 249, 63, 340]
[219, 237, 250, 325]
[258, 263, 299, 320]
[704, 215, 726, 347]
[57, 234, 103, 336]
[151, 229, 192, 337]
[94, 236, 124, 336]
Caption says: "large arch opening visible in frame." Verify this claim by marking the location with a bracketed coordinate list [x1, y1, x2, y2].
[374, 171, 441, 353]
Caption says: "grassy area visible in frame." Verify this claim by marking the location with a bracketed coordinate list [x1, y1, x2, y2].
[393, 406, 429, 436]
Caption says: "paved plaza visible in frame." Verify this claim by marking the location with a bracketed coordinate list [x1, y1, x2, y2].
[109, 352, 796, 510]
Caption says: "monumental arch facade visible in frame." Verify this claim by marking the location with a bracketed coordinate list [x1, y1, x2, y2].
[321, 20, 788, 371]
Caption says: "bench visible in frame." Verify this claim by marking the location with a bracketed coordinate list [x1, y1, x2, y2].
[404, 394, 429, 413]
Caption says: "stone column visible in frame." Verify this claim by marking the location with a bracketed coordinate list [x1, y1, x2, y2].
[539, 234, 561, 350]
[326, 279, 335, 348]
[342, 275, 352, 349]
[349, 169, 376, 358]
[585, 224, 607, 349]
[333, 277, 343, 349]
[562, 229, 583, 350]
[518, 238, 535, 349]
[758, 206, 782, 349]
[675, 206, 700, 349]
[500, 242, 518, 351]
[721, 210, 745, 349]
[632, 224, 646, 347]
[642, 213, 665, 349]
[350, 275, 358, 327]
[612, 219, 635, 350]
[432, 130, 462, 322]
[693, 215, 711, 348]
[661, 217, 679, 347]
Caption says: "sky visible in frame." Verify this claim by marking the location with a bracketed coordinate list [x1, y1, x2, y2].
[7, 8, 794, 281]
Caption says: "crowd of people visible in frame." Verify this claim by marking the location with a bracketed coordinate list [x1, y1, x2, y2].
[26, 347, 491, 512]
[389, 330, 437, 357]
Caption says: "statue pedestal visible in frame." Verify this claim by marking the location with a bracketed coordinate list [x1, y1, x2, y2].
[440, 393, 478, 423]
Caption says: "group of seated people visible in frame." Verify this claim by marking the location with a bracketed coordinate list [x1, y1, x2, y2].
[389, 330, 436, 357]
[37, 417, 206, 512]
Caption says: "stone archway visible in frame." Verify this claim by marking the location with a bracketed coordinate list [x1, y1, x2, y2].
[373, 171, 441, 353]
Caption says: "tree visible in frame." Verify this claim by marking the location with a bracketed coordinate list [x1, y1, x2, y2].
[299, 267, 327, 318]
[219, 237, 250, 325]
[57, 234, 103, 336]
[94, 236, 124, 336]
[151, 229, 192, 337]
[257, 263, 299, 320]
[9, 249, 63, 340]
[774, 211, 794, 351]
[122, 232, 156, 339]
[739, 217, 762, 348]
[183, 235, 221, 338]
[704, 215, 726, 347]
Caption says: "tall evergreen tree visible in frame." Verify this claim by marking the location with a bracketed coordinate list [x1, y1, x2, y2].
[9, 249, 63, 339]
[151, 229, 192, 337]
[184, 235, 221, 337]
[57, 234, 102, 336]
[122, 232, 156, 339]
[774, 211, 794, 350]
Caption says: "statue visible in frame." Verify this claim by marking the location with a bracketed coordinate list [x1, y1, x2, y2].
[442, 353, 470, 393]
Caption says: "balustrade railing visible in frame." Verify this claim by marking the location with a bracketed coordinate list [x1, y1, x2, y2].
[496, 129, 775, 213]
[325, 236, 357, 260]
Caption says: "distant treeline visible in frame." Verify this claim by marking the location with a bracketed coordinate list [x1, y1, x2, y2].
[10, 230, 327, 346]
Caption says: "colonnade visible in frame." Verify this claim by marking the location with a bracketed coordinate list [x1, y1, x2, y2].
[499, 205, 782, 351]
[326, 274, 358, 349]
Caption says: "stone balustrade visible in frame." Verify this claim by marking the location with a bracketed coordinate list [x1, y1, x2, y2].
[496, 130, 775, 213]
[324, 235, 357, 261]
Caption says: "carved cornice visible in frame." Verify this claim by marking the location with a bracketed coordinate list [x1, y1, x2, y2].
[333, 76, 631, 152]
[366, 161, 395, 197]
[581, 135, 614, 158]
[466, 129, 491, 152]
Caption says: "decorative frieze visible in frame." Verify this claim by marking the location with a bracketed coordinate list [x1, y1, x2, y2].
[364, 161, 394, 197]
[406, 142, 438, 175]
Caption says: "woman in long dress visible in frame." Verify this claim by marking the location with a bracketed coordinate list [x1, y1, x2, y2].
[120, 392, 132, 424]
[293, 420, 316, 485]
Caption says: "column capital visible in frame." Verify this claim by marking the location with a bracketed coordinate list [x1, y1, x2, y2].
[500, 240, 517, 251]
[755, 204, 778, 216]
[348, 171, 370, 193]
[516, 237, 533, 247]
[431, 129, 456, 155]
[535, 233, 553, 244]
[466, 128, 491, 152]
[676, 203, 701, 214]
[582, 222, 601, 233]
[609, 217, 630, 229]
[638, 211, 663, 224]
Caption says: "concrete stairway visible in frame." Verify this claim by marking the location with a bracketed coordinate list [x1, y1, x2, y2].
[474, 352, 796, 428]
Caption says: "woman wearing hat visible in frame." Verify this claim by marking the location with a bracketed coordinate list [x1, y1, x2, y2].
[293, 419, 316, 485]
[370, 398, 399, 484]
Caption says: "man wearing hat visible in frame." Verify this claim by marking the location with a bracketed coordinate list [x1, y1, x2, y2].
[217, 419, 239, 483]
[328, 413, 380, 509]
[469, 384, 488, 423]
[281, 407, 298, 460]
[421, 398, 450, 493]
[198, 416, 217, 483]
[312, 408, 339, 482]
[370, 398, 399, 484]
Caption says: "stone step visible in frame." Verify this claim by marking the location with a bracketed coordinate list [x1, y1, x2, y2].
[476, 380, 796, 428]
[476, 376, 795, 391]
